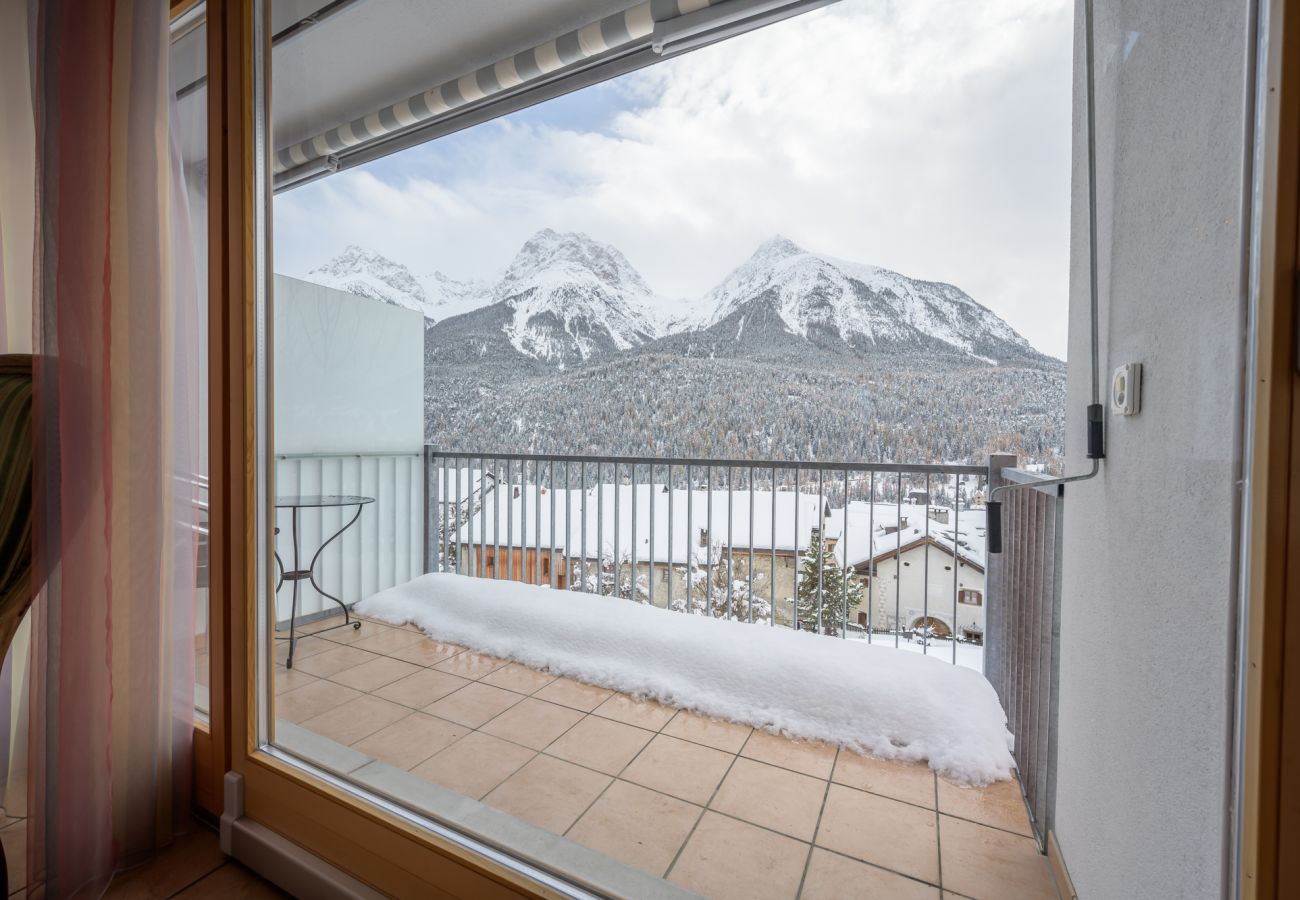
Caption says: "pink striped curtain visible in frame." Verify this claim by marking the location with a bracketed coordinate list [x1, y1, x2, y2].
[24, 1, 201, 897]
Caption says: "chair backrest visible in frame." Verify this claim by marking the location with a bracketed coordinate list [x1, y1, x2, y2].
[0, 354, 34, 648]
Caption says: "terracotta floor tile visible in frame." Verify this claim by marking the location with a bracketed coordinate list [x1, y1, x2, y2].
[387, 638, 466, 667]
[546, 716, 655, 775]
[710, 757, 827, 841]
[815, 783, 939, 885]
[740, 729, 837, 779]
[478, 698, 584, 750]
[328, 656, 421, 692]
[291, 644, 380, 679]
[372, 668, 471, 709]
[432, 651, 509, 680]
[937, 777, 1033, 837]
[938, 815, 1056, 900]
[480, 662, 557, 694]
[350, 626, 425, 655]
[299, 695, 409, 747]
[668, 811, 808, 900]
[410, 731, 535, 800]
[483, 755, 611, 834]
[621, 734, 735, 805]
[662, 710, 752, 753]
[801, 848, 940, 900]
[273, 666, 318, 695]
[833, 752, 937, 809]
[273, 635, 333, 666]
[423, 682, 523, 728]
[566, 781, 702, 877]
[533, 676, 614, 712]
[303, 617, 368, 645]
[350, 713, 470, 770]
[274, 679, 362, 725]
[592, 693, 676, 731]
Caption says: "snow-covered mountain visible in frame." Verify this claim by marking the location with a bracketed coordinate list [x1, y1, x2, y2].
[487, 229, 661, 364]
[694, 235, 1040, 364]
[305, 231, 1050, 369]
[304, 246, 485, 322]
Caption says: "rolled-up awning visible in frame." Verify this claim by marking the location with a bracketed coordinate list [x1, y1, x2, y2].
[273, 0, 827, 186]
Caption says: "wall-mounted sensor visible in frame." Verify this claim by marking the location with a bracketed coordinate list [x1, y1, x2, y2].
[1111, 363, 1142, 416]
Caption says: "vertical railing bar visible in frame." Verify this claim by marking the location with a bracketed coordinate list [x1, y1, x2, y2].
[747, 465, 755, 623]
[894, 470, 902, 647]
[793, 467, 800, 631]
[686, 464, 693, 613]
[867, 470, 874, 644]
[507, 460, 514, 582]
[922, 473, 930, 656]
[564, 460, 571, 589]
[454, 458, 463, 576]
[442, 458, 450, 574]
[597, 464, 605, 594]
[534, 463, 542, 586]
[952, 473, 960, 664]
[726, 467, 734, 621]
[581, 462, 588, 592]
[706, 467, 714, 617]
[816, 468, 825, 636]
[550, 459, 557, 589]
[667, 464, 674, 608]
[614, 463, 621, 599]
[429, 451, 438, 573]
[650, 463, 656, 607]
[491, 458, 500, 580]
[631, 464, 639, 602]
[842, 468, 849, 639]
[770, 466, 776, 627]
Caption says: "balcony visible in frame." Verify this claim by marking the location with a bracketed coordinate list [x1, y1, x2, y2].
[270, 448, 1061, 899]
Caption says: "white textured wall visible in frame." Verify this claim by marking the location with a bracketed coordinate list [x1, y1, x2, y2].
[272, 276, 425, 619]
[273, 274, 423, 455]
[1055, 2, 1249, 897]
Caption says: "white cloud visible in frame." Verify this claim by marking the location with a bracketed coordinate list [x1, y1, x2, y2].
[274, 0, 1072, 356]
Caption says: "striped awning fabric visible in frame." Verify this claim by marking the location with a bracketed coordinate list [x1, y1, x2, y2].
[273, 0, 724, 178]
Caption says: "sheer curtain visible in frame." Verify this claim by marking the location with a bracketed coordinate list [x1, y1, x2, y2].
[20, 1, 201, 896]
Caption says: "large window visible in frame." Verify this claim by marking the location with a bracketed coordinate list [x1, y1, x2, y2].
[255, 1, 1070, 896]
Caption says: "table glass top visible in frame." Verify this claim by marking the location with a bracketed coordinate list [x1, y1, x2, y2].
[274, 494, 375, 508]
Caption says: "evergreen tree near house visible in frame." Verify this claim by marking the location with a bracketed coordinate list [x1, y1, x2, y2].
[795, 534, 865, 636]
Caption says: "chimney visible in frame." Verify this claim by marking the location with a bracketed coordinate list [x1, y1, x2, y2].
[699, 527, 709, 548]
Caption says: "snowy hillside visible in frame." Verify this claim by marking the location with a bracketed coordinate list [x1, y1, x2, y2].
[304, 245, 484, 321]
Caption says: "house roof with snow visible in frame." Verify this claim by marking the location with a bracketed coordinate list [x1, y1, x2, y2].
[454, 482, 827, 564]
[828, 502, 987, 572]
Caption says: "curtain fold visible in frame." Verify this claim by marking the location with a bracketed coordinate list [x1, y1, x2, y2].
[25, 1, 200, 896]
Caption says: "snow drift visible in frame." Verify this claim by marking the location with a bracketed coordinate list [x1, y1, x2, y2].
[357, 573, 1015, 785]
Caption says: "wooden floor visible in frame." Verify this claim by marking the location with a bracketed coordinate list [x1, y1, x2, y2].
[3, 822, 285, 899]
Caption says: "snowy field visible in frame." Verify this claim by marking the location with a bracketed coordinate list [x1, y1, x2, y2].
[359, 572, 1014, 784]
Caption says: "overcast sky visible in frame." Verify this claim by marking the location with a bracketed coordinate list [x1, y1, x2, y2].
[274, 0, 1073, 358]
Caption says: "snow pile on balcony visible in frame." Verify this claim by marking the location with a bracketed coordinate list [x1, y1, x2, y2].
[357, 573, 1015, 785]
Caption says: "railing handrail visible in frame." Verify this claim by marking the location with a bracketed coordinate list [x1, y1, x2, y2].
[1000, 466, 1067, 495]
[277, 450, 423, 460]
[427, 447, 986, 476]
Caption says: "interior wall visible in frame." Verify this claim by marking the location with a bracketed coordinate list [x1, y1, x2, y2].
[1054, 1, 1252, 897]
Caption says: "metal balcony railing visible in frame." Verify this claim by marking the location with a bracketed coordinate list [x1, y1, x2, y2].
[985, 458, 1065, 848]
[424, 449, 990, 662]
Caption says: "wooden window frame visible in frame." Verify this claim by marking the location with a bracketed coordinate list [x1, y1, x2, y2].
[192, 3, 561, 894]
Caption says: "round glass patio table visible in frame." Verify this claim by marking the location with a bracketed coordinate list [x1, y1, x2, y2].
[274, 494, 375, 668]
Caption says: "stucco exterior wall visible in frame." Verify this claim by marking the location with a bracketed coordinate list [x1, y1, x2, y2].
[1053, 1, 1250, 897]
[870, 544, 984, 639]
